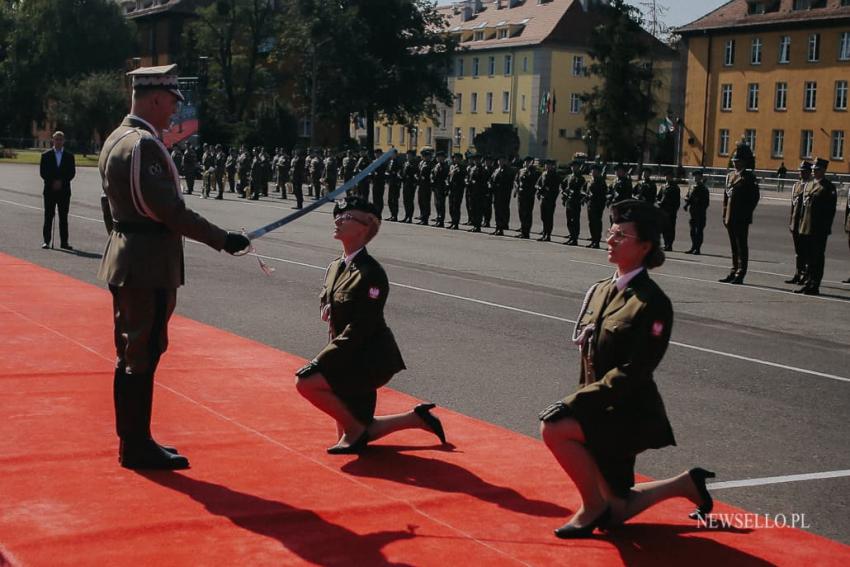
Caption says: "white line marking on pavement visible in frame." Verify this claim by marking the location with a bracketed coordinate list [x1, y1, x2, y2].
[249, 251, 850, 384]
[708, 470, 850, 490]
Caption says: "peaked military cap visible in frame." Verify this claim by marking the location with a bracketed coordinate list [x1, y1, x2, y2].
[333, 195, 380, 219]
[611, 199, 665, 240]
[799, 160, 813, 171]
[813, 157, 829, 170]
[127, 64, 184, 101]
[731, 143, 754, 162]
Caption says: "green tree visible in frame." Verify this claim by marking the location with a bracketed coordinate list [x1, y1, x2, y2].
[473, 124, 520, 159]
[0, 0, 135, 137]
[581, 0, 655, 162]
[47, 72, 128, 153]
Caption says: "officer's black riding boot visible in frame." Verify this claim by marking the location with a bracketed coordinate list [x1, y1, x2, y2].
[115, 371, 189, 470]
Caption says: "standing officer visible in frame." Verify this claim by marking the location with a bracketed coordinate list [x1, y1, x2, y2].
[309, 148, 324, 199]
[514, 156, 538, 239]
[446, 152, 466, 230]
[214, 144, 227, 200]
[354, 150, 370, 199]
[481, 156, 495, 229]
[633, 167, 657, 204]
[236, 145, 251, 198]
[371, 148, 387, 215]
[225, 148, 237, 194]
[260, 147, 272, 197]
[182, 145, 197, 195]
[290, 149, 305, 209]
[795, 158, 837, 295]
[489, 156, 513, 236]
[466, 154, 489, 232]
[322, 148, 338, 199]
[201, 143, 215, 198]
[339, 149, 356, 184]
[585, 164, 607, 248]
[400, 149, 418, 223]
[385, 150, 403, 221]
[98, 65, 249, 470]
[561, 161, 585, 245]
[430, 150, 449, 227]
[719, 144, 760, 284]
[607, 163, 633, 206]
[170, 144, 183, 174]
[656, 169, 681, 251]
[684, 169, 710, 255]
[276, 148, 291, 198]
[536, 159, 560, 242]
[39, 130, 76, 250]
[786, 161, 812, 283]
[416, 149, 433, 225]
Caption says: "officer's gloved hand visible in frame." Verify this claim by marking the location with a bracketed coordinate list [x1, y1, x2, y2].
[538, 401, 572, 423]
[295, 360, 321, 378]
[223, 232, 250, 255]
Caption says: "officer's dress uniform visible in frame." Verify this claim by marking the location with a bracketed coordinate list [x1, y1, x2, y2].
[98, 114, 229, 468]
[316, 249, 406, 423]
[446, 159, 466, 229]
[633, 179, 657, 204]
[480, 162, 494, 228]
[490, 163, 514, 233]
[385, 156, 402, 221]
[290, 154, 305, 208]
[201, 148, 215, 198]
[515, 164, 539, 238]
[561, 172, 585, 244]
[416, 156, 433, 224]
[430, 157, 449, 226]
[309, 155, 324, 199]
[214, 149, 227, 199]
[656, 181, 681, 251]
[536, 167, 561, 241]
[684, 179, 709, 254]
[585, 175, 608, 247]
[466, 161, 489, 231]
[797, 174, 837, 293]
[608, 175, 633, 207]
[236, 150, 250, 197]
[787, 176, 809, 282]
[322, 155, 338, 197]
[721, 169, 760, 282]
[371, 158, 387, 215]
[182, 147, 197, 194]
[401, 156, 418, 222]
[550, 270, 676, 497]
[225, 152, 237, 193]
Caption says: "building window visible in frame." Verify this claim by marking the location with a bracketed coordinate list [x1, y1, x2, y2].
[300, 118, 312, 138]
[522, 56, 528, 72]
[721, 84, 733, 111]
[751, 38, 763, 64]
[521, 94, 526, 111]
[497, 28, 508, 39]
[747, 83, 759, 111]
[832, 130, 845, 160]
[376, 127, 380, 145]
[456, 58, 464, 77]
[771, 130, 784, 158]
[473, 31, 484, 41]
[801, 130, 814, 158]
[502, 91, 510, 113]
[744, 129, 757, 152]
[387, 126, 393, 144]
[469, 127, 476, 143]
[488, 56, 496, 75]
[778, 35, 791, 63]
[724, 39, 735, 66]
[471, 92, 478, 113]
[454, 127, 461, 145]
[486, 92, 493, 113]
[504, 55, 513, 75]
[839, 32, 850, 61]
[455, 93, 462, 113]
[441, 108, 447, 128]
[570, 93, 582, 114]
[426, 126, 432, 146]
[572, 55, 584, 76]
[399, 127, 405, 144]
[719, 129, 730, 155]
[808, 33, 820, 62]
[836, 80, 849, 110]
[804, 81, 817, 110]
[472, 57, 479, 76]
[775, 82, 788, 110]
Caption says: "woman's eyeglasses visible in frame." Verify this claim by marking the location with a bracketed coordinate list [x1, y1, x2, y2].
[335, 213, 369, 226]
[606, 228, 639, 243]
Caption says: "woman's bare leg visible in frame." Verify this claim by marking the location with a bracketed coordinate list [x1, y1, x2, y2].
[540, 418, 608, 526]
[295, 374, 365, 443]
[367, 410, 428, 442]
[608, 472, 704, 526]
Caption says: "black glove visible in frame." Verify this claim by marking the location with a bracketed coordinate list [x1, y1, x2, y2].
[295, 360, 321, 378]
[223, 232, 250, 255]
[538, 401, 572, 423]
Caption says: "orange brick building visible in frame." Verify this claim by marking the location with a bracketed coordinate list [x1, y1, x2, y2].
[677, 0, 850, 171]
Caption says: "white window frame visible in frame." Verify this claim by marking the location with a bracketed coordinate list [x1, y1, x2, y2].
[779, 35, 791, 63]
[387, 126, 393, 144]
[724, 39, 735, 66]
[473, 31, 484, 41]
[486, 92, 493, 113]
[502, 91, 510, 113]
[801, 129, 814, 158]
[572, 55, 584, 77]
[836, 80, 849, 110]
[399, 127, 405, 144]
[469, 127, 476, 143]
[570, 93, 582, 114]
[719, 129, 730, 155]
[775, 82, 788, 110]
[471, 92, 478, 113]
[840, 32, 850, 61]
[522, 56, 528, 72]
[488, 56, 496, 76]
[497, 28, 508, 39]
[472, 57, 480, 76]
[744, 129, 757, 152]
[457, 58, 464, 77]
[831, 130, 845, 160]
[751, 37, 763, 65]
[455, 93, 462, 113]
[771, 129, 784, 158]
[804, 81, 817, 110]
[808, 33, 820, 62]
[504, 55, 513, 75]
[454, 127, 461, 145]
[721, 84, 733, 111]
[747, 83, 759, 111]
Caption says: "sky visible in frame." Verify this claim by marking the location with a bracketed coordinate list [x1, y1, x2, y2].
[436, 0, 731, 30]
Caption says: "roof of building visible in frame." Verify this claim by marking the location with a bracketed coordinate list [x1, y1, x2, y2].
[117, 0, 205, 20]
[676, 0, 850, 36]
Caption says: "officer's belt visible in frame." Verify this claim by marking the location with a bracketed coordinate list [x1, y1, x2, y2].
[113, 221, 169, 234]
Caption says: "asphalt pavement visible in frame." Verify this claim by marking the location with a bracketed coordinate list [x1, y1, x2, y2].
[1, 162, 848, 544]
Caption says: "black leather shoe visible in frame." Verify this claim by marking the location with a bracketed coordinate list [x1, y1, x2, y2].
[554, 507, 611, 539]
[843, 277, 850, 284]
[801, 286, 820, 296]
[60, 243, 73, 250]
[120, 439, 190, 470]
[718, 274, 736, 283]
[41, 242, 50, 249]
[692, 250, 701, 255]
[730, 275, 744, 285]
[414, 403, 446, 444]
[327, 431, 369, 455]
[687, 468, 716, 520]
[785, 275, 801, 284]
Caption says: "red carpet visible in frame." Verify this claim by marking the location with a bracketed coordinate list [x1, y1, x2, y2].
[0, 251, 847, 566]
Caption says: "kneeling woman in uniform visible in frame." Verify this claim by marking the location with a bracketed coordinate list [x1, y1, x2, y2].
[539, 199, 715, 538]
[295, 196, 447, 454]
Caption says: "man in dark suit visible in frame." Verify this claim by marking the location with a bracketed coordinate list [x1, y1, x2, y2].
[39, 131, 76, 249]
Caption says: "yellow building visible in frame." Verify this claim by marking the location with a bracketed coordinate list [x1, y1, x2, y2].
[356, 0, 677, 163]
[677, 0, 850, 170]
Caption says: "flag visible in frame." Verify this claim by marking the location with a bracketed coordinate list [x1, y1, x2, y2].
[549, 90, 556, 114]
[540, 91, 549, 115]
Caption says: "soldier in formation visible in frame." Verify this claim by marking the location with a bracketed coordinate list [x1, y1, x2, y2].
[385, 151, 403, 222]
[719, 144, 760, 285]
[371, 148, 387, 216]
[182, 145, 197, 195]
[400, 149, 418, 223]
[607, 163, 633, 206]
[536, 160, 560, 242]
[490, 156, 513, 236]
[793, 158, 837, 295]
[561, 161, 585, 245]
[585, 164, 608, 248]
[446, 152, 466, 230]
[683, 169, 710, 255]
[656, 169, 681, 251]
[322, 149, 338, 199]
[633, 167, 657, 204]
[430, 151, 449, 227]
[514, 157, 538, 239]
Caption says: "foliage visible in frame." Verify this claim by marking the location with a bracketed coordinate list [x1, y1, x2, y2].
[581, 0, 656, 162]
[473, 124, 520, 158]
[0, 0, 135, 137]
[48, 72, 128, 153]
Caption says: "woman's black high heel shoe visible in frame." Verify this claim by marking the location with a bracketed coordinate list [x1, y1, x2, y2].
[688, 467, 716, 520]
[554, 507, 611, 539]
[327, 430, 369, 455]
[414, 403, 446, 444]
